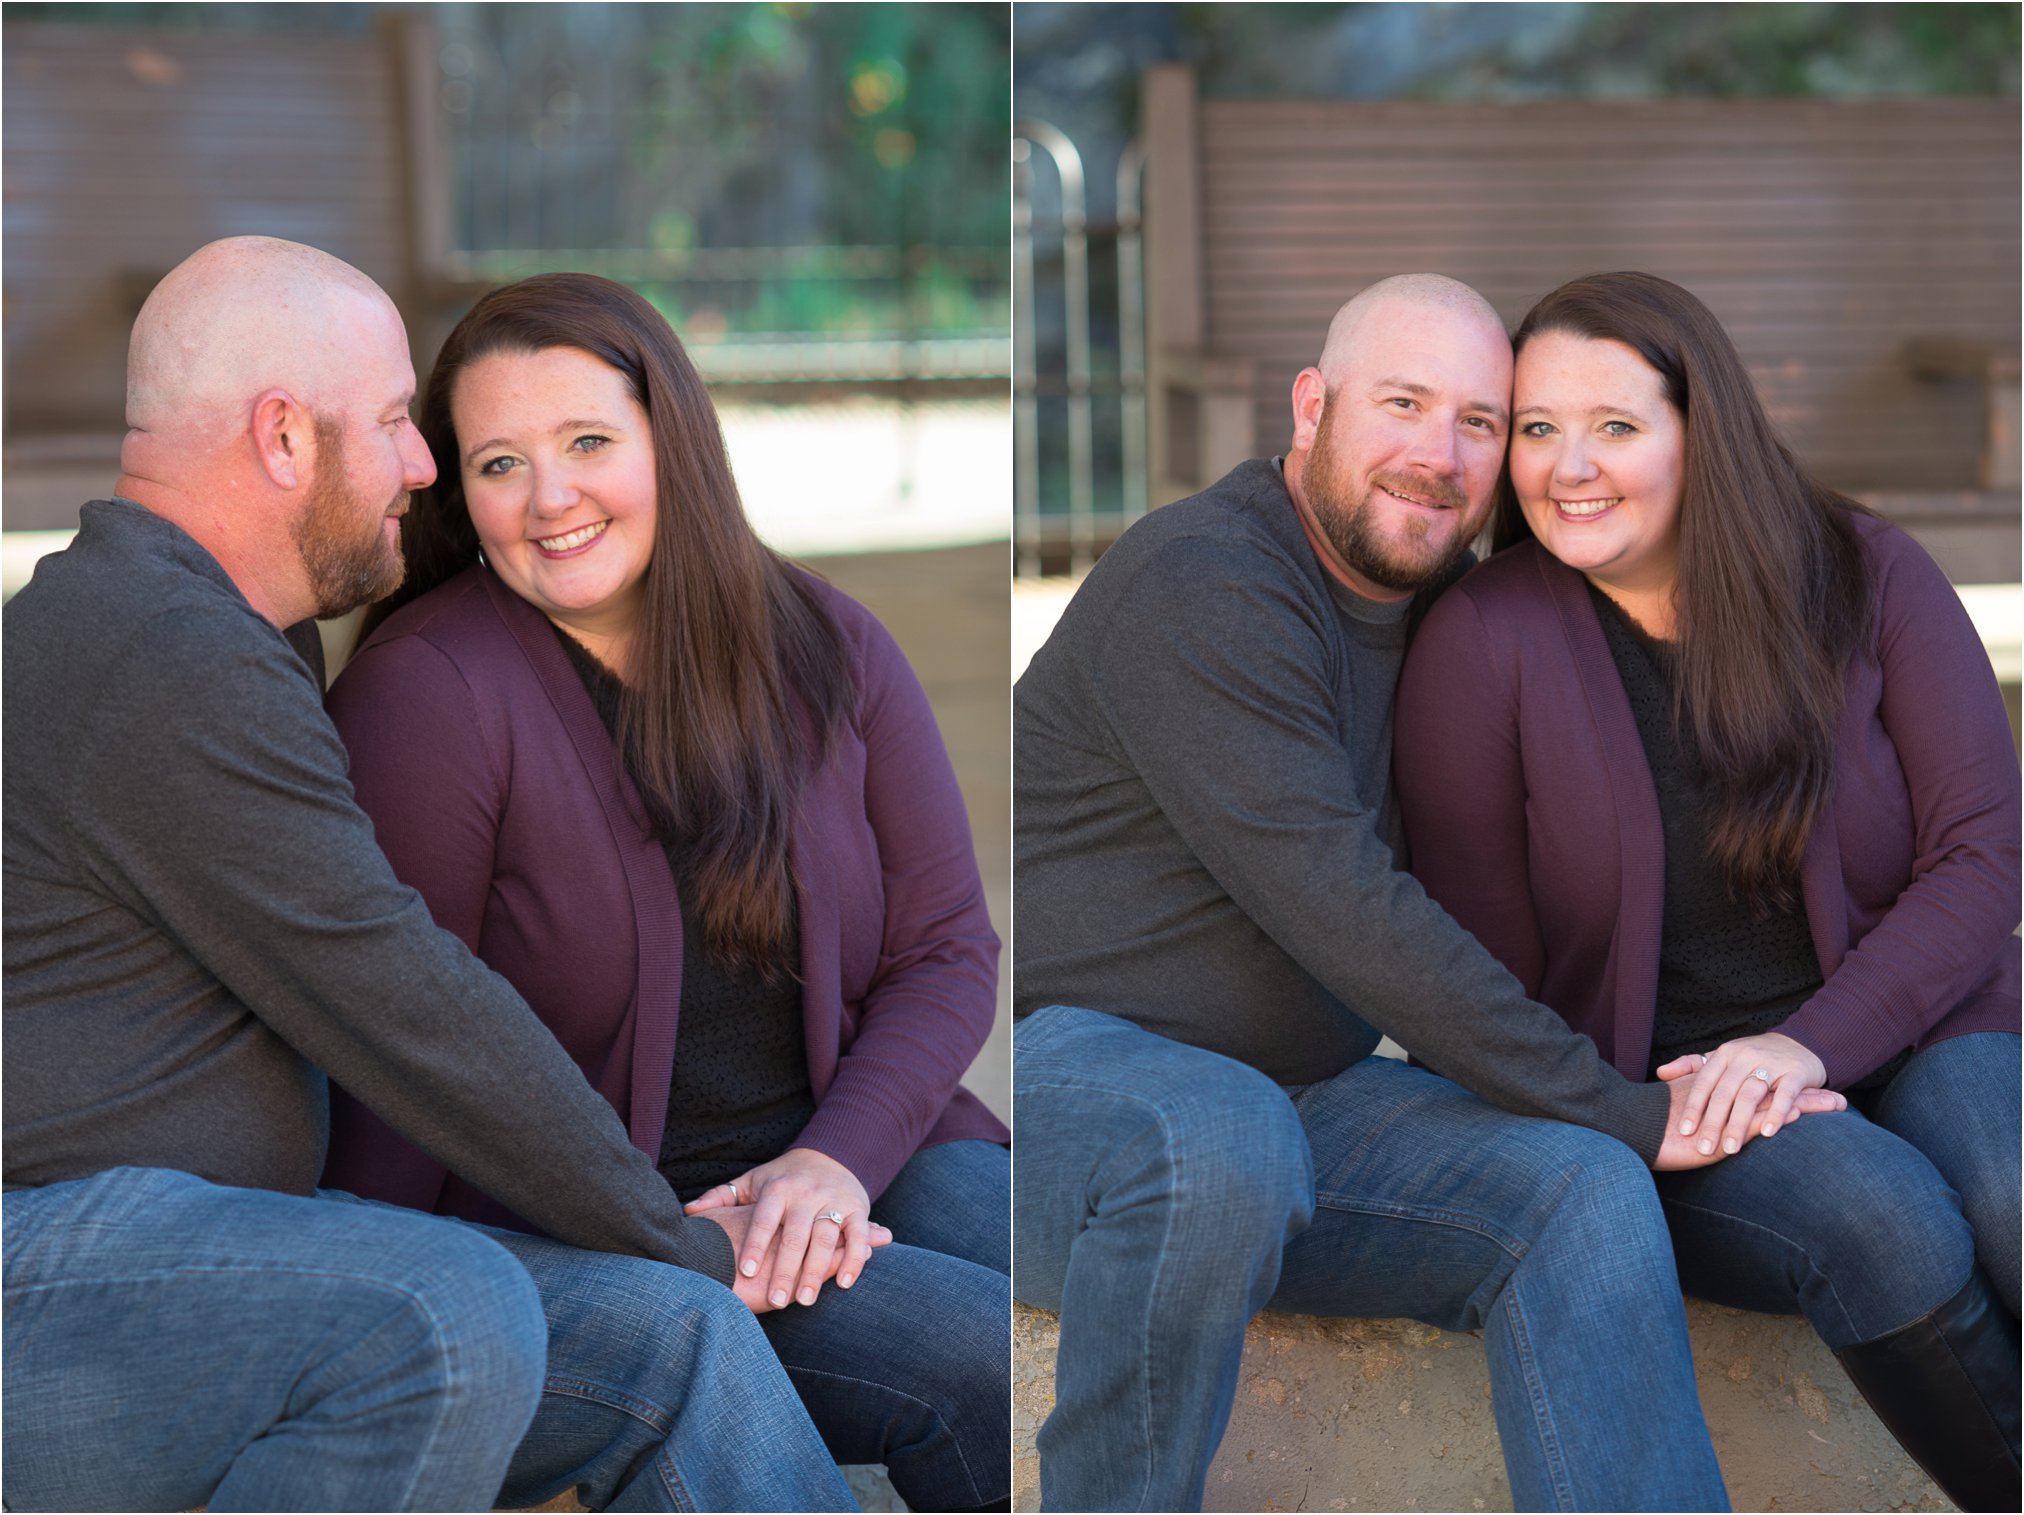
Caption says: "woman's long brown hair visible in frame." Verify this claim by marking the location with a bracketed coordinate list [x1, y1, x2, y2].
[362, 273, 854, 972]
[1491, 272, 1872, 914]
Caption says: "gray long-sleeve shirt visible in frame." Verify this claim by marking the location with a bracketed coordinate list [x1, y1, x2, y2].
[3, 500, 734, 1281]
[1013, 459, 1669, 1162]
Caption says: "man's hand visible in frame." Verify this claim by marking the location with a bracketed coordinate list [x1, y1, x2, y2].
[693, 1197, 891, 1314]
[1651, 1065, 1846, 1171]
[1657, 1033, 1837, 1157]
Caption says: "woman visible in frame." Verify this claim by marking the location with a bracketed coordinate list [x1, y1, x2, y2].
[320, 272, 1009, 1511]
[1394, 272, 2019, 1509]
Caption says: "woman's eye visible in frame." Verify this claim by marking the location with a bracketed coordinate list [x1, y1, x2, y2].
[571, 434, 611, 454]
[1519, 421, 1554, 439]
[1601, 420, 1637, 437]
[476, 456, 515, 478]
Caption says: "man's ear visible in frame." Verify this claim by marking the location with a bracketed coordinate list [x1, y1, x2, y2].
[1290, 367, 1328, 454]
[250, 389, 311, 490]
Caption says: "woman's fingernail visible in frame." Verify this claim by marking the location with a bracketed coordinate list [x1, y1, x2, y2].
[1697, 1138, 1714, 1155]
[770, 1289, 789, 1307]
[741, 1260, 757, 1277]
[1763, 1122, 1778, 1137]
[839, 1273, 855, 1288]
[1680, 1121, 1695, 1135]
[1722, 1137, 1739, 1154]
[798, 1287, 816, 1306]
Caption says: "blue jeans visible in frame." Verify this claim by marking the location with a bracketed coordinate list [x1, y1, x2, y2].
[1659, 1031, 2022, 1342]
[1015, 1005, 1728, 1513]
[873, 1137, 1011, 1274]
[2, 1166, 855, 1513]
[758, 1138, 1011, 1511]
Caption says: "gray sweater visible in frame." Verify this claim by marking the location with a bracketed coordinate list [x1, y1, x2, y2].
[1013, 460, 1669, 1161]
[3, 500, 734, 1281]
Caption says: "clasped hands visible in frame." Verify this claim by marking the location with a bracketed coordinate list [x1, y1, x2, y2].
[686, 1146, 888, 1315]
[1651, 1031, 1845, 1171]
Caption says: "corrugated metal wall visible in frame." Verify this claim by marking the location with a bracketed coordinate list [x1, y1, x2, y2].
[1194, 99, 2017, 494]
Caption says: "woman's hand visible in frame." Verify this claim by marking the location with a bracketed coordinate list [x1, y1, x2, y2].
[686, 1147, 885, 1308]
[1656, 1032, 1838, 1158]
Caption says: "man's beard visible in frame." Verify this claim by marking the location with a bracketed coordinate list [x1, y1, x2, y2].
[292, 416, 406, 620]
[1305, 400, 1477, 593]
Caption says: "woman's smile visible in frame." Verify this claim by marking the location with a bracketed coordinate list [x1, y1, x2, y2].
[533, 518, 611, 556]
[1551, 495, 1622, 520]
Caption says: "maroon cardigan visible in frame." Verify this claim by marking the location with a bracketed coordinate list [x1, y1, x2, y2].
[1394, 514, 2019, 1090]
[320, 566, 1005, 1232]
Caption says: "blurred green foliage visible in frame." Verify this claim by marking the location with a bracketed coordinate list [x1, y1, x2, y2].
[1163, 2, 2020, 101]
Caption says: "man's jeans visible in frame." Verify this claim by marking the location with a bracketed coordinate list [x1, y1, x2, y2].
[2, 1166, 854, 1513]
[1014, 1005, 1729, 1513]
[1658, 1031, 2022, 1343]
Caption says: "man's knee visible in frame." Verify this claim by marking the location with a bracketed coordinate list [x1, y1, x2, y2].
[359, 1222, 549, 1412]
[1101, 1055, 1314, 1238]
[1518, 1121, 1671, 1249]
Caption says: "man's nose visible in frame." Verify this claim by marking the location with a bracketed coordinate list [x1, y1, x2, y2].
[402, 425, 437, 490]
[1404, 422, 1462, 475]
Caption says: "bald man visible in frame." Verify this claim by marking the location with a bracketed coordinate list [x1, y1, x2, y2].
[1012, 276, 1830, 1510]
[3, 239, 855, 1512]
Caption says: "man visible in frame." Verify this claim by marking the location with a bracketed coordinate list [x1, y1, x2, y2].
[1013, 274, 1844, 1511]
[3, 238, 857, 1512]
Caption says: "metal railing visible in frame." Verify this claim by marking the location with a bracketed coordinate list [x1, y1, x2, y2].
[1013, 119, 1147, 577]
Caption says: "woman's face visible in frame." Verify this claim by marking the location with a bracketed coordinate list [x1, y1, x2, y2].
[453, 345, 658, 646]
[1510, 331, 1685, 600]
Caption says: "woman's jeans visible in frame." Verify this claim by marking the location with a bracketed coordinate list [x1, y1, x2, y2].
[1, 1165, 854, 1513]
[758, 1137, 1012, 1512]
[1014, 1004, 1729, 1514]
[1656, 1032, 2022, 1342]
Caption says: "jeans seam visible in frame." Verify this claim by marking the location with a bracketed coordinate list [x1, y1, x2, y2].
[538, 1376, 674, 1433]
[1496, 1270, 1578, 1510]
[1658, 1195, 1870, 1345]
[1138, 1093, 1186, 1514]
[1308, 1193, 1531, 1261]
[535, 1379, 698, 1510]
[1050, 1079, 1204, 1512]
[785, 1364, 983, 1505]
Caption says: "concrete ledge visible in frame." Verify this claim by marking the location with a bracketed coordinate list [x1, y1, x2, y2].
[1014, 1301, 1947, 1512]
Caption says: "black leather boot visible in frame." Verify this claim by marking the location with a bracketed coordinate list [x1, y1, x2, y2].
[1834, 1271, 2020, 1513]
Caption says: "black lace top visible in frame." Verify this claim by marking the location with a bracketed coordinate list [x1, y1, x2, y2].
[553, 624, 817, 1200]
